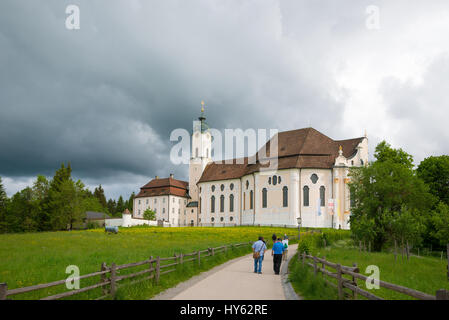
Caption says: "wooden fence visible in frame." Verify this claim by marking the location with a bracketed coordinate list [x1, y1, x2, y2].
[298, 252, 449, 300]
[0, 242, 253, 300]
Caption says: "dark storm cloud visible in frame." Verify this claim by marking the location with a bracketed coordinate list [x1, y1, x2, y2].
[1, 0, 448, 198]
[0, 0, 347, 197]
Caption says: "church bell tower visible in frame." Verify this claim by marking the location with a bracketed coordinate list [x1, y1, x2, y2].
[189, 101, 212, 202]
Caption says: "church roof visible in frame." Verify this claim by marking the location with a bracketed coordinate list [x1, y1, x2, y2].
[198, 127, 364, 183]
[135, 177, 189, 198]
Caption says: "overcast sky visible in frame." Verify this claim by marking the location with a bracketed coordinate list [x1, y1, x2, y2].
[1, 0, 448, 200]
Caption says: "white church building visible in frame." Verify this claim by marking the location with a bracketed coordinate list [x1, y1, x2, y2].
[133, 105, 368, 229]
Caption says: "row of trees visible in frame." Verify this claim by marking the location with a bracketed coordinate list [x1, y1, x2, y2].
[0, 163, 135, 233]
[349, 141, 449, 253]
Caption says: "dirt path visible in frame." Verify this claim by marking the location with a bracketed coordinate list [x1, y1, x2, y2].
[152, 244, 299, 300]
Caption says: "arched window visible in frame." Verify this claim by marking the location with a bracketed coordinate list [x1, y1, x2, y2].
[211, 196, 215, 213]
[230, 194, 234, 212]
[310, 174, 318, 184]
[246, 180, 249, 189]
[262, 188, 267, 208]
[230, 183, 234, 190]
[220, 184, 224, 191]
[320, 186, 325, 207]
[220, 195, 224, 212]
[243, 193, 246, 210]
[250, 190, 253, 209]
[273, 175, 277, 185]
[283, 186, 288, 207]
[303, 186, 309, 206]
[211, 185, 215, 192]
[199, 197, 202, 214]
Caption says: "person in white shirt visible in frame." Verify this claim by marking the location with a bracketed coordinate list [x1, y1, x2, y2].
[282, 235, 289, 261]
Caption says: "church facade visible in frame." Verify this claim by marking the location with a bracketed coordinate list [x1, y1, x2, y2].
[134, 107, 368, 229]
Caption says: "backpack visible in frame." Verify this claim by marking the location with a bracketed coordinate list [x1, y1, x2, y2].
[283, 241, 288, 249]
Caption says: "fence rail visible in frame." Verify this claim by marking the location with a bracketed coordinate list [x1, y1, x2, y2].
[0, 241, 253, 300]
[298, 252, 449, 300]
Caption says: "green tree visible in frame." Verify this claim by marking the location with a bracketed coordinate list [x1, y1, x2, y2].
[417, 155, 449, 205]
[430, 202, 449, 246]
[0, 177, 8, 233]
[93, 185, 108, 211]
[143, 208, 156, 221]
[116, 195, 125, 214]
[128, 192, 135, 212]
[349, 144, 434, 251]
[107, 199, 117, 216]
[374, 140, 414, 169]
[6, 187, 39, 232]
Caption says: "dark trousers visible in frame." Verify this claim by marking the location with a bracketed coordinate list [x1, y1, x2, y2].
[273, 254, 283, 274]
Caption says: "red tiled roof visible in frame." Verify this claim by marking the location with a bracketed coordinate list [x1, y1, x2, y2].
[135, 177, 189, 198]
[198, 127, 364, 183]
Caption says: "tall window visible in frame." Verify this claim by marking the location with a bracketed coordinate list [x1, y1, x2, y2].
[250, 190, 253, 209]
[220, 195, 224, 212]
[320, 186, 325, 207]
[303, 186, 309, 206]
[262, 188, 267, 208]
[211, 196, 215, 213]
[244, 193, 246, 210]
[283, 186, 288, 207]
[195, 148, 199, 158]
[230, 194, 234, 212]
[199, 197, 202, 214]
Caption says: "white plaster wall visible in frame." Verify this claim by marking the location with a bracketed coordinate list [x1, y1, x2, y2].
[134, 195, 187, 226]
[300, 168, 333, 229]
[198, 178, 241, 225]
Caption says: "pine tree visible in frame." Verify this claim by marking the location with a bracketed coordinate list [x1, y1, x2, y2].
[128, 192, 135, 213]
[0, 177, 8, 233]
[93, 185, 107, 210]
[117, 196, 125, 214]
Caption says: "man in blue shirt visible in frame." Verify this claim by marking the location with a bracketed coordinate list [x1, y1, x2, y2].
[271, 237, 285, 275]
[252, 236, 267, 274]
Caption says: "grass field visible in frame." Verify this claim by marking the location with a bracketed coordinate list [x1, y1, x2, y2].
[289, 239, 449, 300]
[0, 225, 300, 300]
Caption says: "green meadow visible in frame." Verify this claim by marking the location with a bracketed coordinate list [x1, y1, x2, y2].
[289, 239, 449, 300]
[0, 225, 300, 300]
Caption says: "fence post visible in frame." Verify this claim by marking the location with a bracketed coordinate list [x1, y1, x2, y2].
[0, 283, 7, 300]
[336, 264, 343, 300]
[155, 256, 160, 285]
[436, 289, 449, 300]
[149, 256, 153, 281]
[313, 256, 318, 276]
[180, 253, 183, 265]
[447, 243, 449, 281]
[352, 263, 358, 300]
[110, 263, 117, 299]
[100, 262, 107, 296]
[174, 253, 178, 264]
[212, 248, 215, 256]
[197, 250, 201, 267]
[322, 256, 326, 278]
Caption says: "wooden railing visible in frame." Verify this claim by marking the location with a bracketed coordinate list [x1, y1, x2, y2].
[298, 252, 449, 300]
[0, 242, 253, 300]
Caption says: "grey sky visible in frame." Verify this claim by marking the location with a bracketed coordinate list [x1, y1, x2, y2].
[1, 0, 448, 199]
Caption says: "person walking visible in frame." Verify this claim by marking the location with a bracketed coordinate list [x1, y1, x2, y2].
[282, 235, 289, 261]
[271, 233, 277, 245]
[272, 237, 284, 275]
[252, 236, 267, 274]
